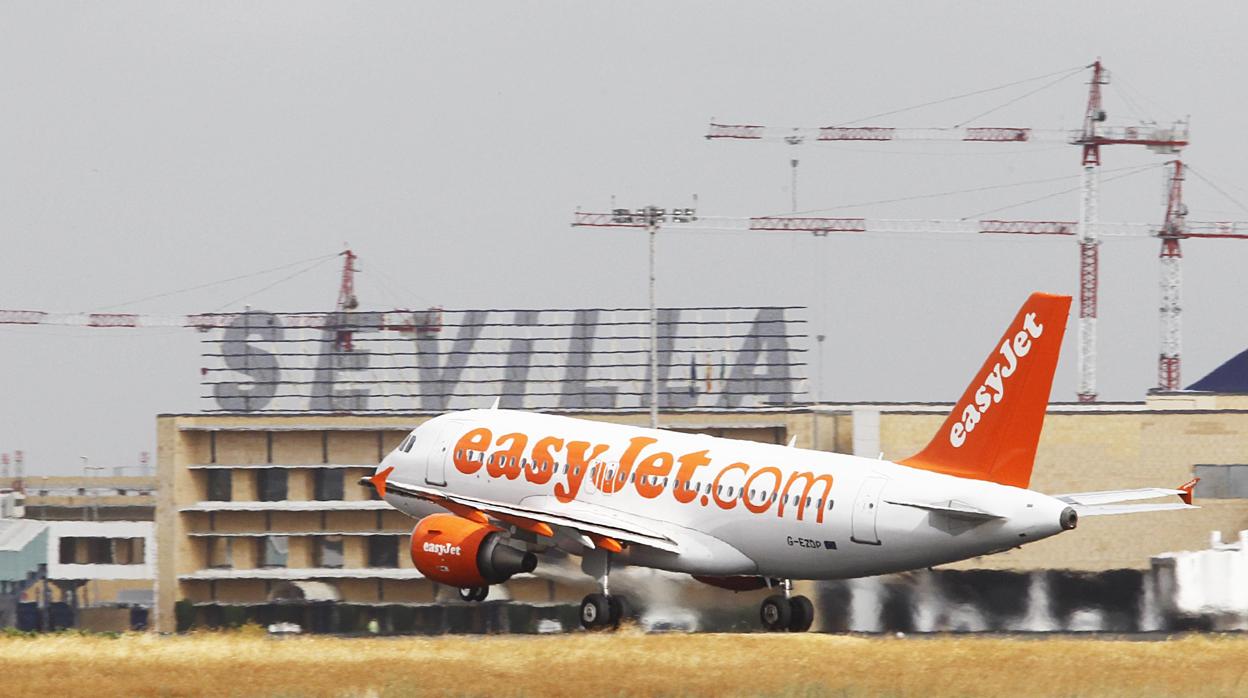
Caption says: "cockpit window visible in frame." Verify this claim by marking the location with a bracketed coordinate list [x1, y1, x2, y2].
[399, 434, 416, 453]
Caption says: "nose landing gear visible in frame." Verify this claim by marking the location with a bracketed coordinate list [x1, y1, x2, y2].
[760, 579, 814, 632]
[458, 586, 489, 602]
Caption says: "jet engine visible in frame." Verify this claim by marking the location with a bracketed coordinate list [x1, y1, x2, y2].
[410, 513, 537, 588]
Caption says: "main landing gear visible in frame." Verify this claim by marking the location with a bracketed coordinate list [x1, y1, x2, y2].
[580, 592, 626, 631]
[458, 586, 489, 602]
[760, 579, 814, 632]
[580, 553, 628, 631]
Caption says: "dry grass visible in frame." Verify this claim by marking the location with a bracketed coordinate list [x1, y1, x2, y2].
[2, 629, 1246, 697]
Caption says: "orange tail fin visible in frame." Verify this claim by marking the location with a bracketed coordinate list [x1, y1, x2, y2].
[900, 292, 1071, 489]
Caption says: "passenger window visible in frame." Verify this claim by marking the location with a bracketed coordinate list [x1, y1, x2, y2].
[827, 499, 835, 510]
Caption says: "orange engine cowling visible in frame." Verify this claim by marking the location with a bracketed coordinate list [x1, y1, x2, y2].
[410, 513, 537, 588]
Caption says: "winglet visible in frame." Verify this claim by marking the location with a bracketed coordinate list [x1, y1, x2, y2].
[1178, 477, 1199, 505]
[370, 466, 395, 498]
[786, 436, 797, 448]
[490, 397, 500, 410]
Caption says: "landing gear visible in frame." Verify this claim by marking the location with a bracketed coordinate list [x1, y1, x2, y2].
[580, 593, 617, 630]
[787, 595, 814, 632]
[760, 579, 814, 632]
[579, 553, 629, 630]
[459, 586, 489, 602]
[760, 595, 792, 631]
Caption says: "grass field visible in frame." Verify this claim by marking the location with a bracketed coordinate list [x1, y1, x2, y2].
[2, 630, 1246, 697]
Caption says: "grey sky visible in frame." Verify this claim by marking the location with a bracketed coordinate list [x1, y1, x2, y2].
[3, 2, 1248, 474]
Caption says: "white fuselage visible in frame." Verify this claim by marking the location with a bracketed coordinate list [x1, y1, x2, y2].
[380, 409, 1073, 581]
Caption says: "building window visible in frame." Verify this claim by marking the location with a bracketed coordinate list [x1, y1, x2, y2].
[85, 538, 111, 563]
[262, 536, 289, 567]
[58, 537, 75, 564]
[113, 538, 145, 564]
[367, 535, 400, 568]
[206, 470, 232, 501]
[58, 537, 143, 564]
[257, 469, 288, 502]
[1193, 464, 1248, 498]
[208, 537, 233, 569]
[316, 535, 344, 568]
[314, 469, 345, 501]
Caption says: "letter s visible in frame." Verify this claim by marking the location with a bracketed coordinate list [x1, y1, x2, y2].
[214, 311, 282, 412]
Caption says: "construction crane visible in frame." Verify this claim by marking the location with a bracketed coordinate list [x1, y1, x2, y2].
[0, 249, 443, 335]
[335, 249, 361, 351]
[705, 60, 1189, 402]
[1153, 161, 1248, 389]
[574, 206, 1248, 396]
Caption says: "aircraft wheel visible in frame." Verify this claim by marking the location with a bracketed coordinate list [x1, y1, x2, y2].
[760, 595, 792, 632]
[581, 593, 613, 630]
[608, 595, 629, 625]
[459, 586, 489, 602]
[788, 595, 814, 633]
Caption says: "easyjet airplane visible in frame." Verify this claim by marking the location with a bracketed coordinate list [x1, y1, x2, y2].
[365, 292, 1197, 632]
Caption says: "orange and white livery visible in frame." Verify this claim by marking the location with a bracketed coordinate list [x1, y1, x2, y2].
[368, 293, 1198, 631]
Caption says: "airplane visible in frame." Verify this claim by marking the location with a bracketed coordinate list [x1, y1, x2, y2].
[364, 292, 1198, 632]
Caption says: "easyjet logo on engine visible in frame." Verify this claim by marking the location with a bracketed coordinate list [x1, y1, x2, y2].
[949, 311, 1045, 448]
[451, 427, 834, 523]
[423, 541, 462, 556]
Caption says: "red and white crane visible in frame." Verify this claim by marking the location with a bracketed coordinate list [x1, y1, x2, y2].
[573, 206, 1248, 396]
[1153, 161, 1248, 390]
[0, 250, 443, 334]
[705, 60, 1189, 402]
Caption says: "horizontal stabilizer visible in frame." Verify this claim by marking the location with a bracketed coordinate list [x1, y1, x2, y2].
[1071, 502, 1197, 517]
[884, 498, 1004, 521]
[1055, 488, 1187, 506]
[1055, 480, 1199, 517]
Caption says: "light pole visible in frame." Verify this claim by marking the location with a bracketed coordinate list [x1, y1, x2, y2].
[576, 205, 698, 428]
[644, 206, 661, 429]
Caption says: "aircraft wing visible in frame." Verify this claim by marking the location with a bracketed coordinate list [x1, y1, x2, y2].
[364, 476, 682, 554]
[1054, 478, 1199, 517]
